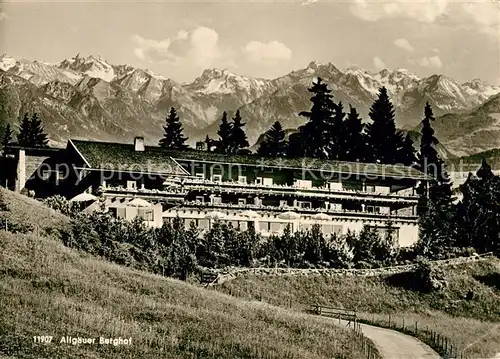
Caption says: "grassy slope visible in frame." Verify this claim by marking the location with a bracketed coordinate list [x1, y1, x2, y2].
[0, 189, 364, 359]
[218, 260, 500, 358]
[0, 187, 69, 235]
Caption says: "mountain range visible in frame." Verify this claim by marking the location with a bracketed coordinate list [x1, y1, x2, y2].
[1, 53, 499, 157]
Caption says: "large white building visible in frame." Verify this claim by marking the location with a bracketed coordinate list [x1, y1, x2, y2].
[9, 137, 430, 247]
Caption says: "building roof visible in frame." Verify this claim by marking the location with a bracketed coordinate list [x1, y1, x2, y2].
[69, 139, 430, 180]
[69, 139, 189, 176]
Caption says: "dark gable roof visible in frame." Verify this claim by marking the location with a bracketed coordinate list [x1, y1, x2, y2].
[69, 139, 189, 176]
[69, 139, 430, 180]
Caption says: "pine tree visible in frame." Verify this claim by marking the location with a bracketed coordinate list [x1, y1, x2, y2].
[342, 105, 366, 162]
[17, 113, 49, 147]
[416, 102, 454, 257]
[159, 107, 188, 149]
[398, 133, 416, 166]
[327, 101, 346, 160]
[1, 123, 14, 151]
[204, 135, 213, 152]
[228, 110, 249, 154]
[456, 159, 500, 255]
[286, 132, 304, 158]
[257, 121, 288, 157]
[365, 87, 401, 164]
[298, 77, 336, 159]
[215, 111, 232, 154]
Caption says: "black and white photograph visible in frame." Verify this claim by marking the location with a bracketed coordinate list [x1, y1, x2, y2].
[0, 0, 499, 358]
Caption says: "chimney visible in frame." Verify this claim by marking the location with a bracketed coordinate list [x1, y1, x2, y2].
[15, 149, 26, 193]
[134, 137, 145, 152]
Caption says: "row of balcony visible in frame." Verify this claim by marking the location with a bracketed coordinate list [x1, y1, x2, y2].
[180, 200, 418, 221]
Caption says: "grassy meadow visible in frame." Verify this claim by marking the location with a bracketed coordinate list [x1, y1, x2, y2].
[0, 188, 366, 359]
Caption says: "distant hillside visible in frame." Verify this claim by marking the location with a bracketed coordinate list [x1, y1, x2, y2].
[414, 93, 500, 157]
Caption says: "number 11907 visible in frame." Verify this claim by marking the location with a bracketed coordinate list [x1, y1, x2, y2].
[34, 336, 53, 344]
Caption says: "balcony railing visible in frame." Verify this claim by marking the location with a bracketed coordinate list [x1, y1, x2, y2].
[179, 200, 418, 221]
[182, 179, 418, 203]
[99, 185, 187, 197]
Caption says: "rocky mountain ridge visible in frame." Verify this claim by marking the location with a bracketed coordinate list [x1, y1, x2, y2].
[0, 54, 498, 155]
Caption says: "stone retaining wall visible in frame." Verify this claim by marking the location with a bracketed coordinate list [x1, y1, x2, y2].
[211, 253, 494, 286]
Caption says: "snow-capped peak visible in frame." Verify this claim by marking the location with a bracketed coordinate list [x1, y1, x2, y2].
[58, 54, 115, 82]
[0, 54, 17, 71]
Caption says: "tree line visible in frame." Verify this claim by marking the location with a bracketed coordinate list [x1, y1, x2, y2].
[53, 206, 407, 281]
[1, 113, 49, 151]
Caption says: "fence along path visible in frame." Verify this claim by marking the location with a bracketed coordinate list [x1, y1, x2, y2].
[310, 304, 440, 359]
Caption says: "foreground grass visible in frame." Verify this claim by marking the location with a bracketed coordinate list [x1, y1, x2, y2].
[218, 259, 500, 358]
[0, 229, 367, 359]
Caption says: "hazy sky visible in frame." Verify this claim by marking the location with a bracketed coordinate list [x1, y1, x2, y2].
[1, 0, 499, 84]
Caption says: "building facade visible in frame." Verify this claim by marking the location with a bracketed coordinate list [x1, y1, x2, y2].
[8, 137, 430, 247]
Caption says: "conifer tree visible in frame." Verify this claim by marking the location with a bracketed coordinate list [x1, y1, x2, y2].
[215, 111, 232, 154]
[327, 101, 346, 160]
[257, 121, 288, 157]
[365, 87, 401, 164]
[298, 77, 336, 159]
[203, 135, 215, 152]
[228, 110, 249, 154]
[17, 113, 49, 147]
[397, 133, 417, 166]
[159, 107, 188, 149]
[342, 105, 366, 162]
[456, 159, 500, 255]
[1, 123, 13, 152]
[416, 102, 454, 256]
[286, 132, 304, 158]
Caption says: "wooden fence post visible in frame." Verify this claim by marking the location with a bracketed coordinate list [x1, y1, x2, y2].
[415, 321, 418, 334]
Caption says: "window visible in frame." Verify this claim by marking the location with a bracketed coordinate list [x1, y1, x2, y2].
[254, 197, 262, 206]
[238, 176, 247, 184]
[366, 205, 374, 213]
[329, 203, 342, 211]
[295, 180, 312, 188]
[256, 177, 263, 185]
[238, 198, 246, 205]
[259, 221, 270, 231]
[127, 180, 137, 190]
[212, 174, 222, 182]
[279, 200, 287, 207]
[195, 173, 204, 180]
[56, 170, 66, 182]
[138, 209, 153, 221]
[365, 185, 375, 193]
[198, 219, 209, 229]
[270, 222, 281, 233]
[298, 201, 312, 209]
[212, 196, 222, 205]
[195, 196, 204, 203]
[263, 178, 273, 186]
[41, 169, 50, 181]
[328, 181, 342, 190]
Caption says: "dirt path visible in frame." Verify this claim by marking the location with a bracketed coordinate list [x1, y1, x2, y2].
[334, 319, 440, 359]
[359, 322, 440, 359]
